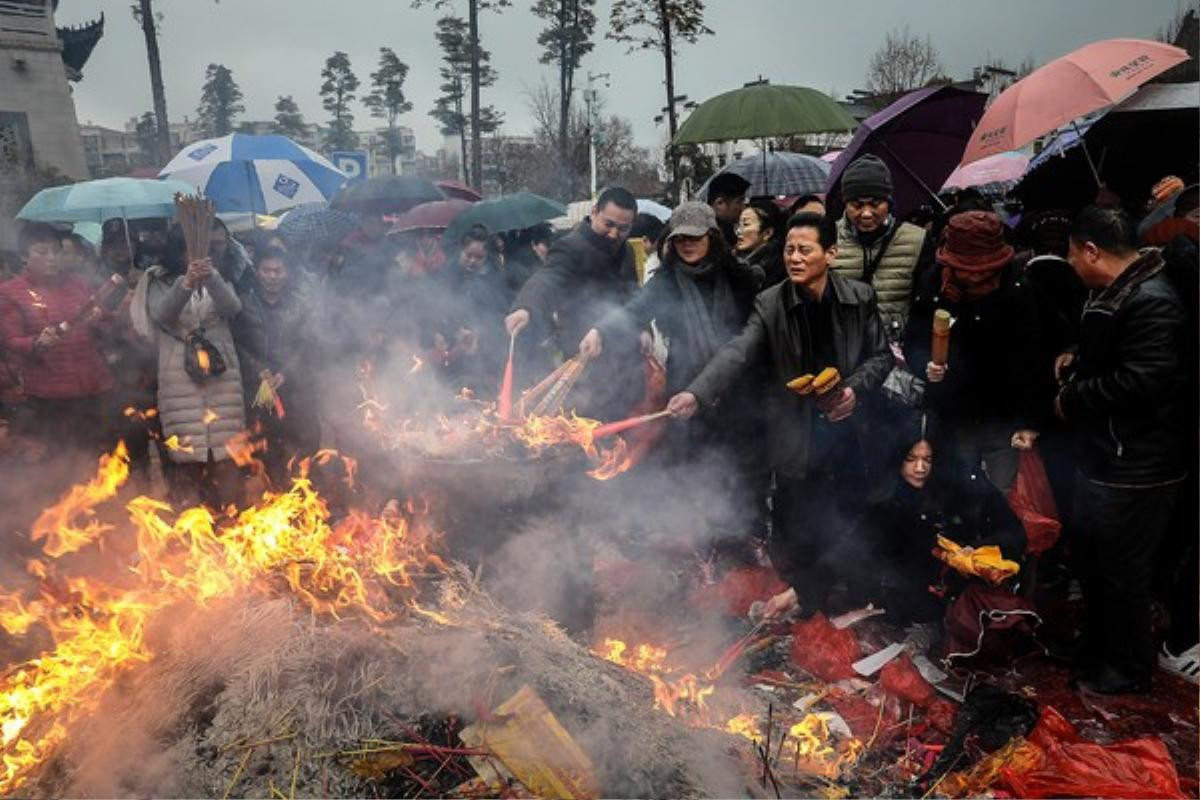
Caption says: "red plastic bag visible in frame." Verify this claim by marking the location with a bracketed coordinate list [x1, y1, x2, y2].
[1000, 707, 1186, 799]
[790, 612, 861, 682]
[943, 582, 1040, 663]
[686, 565, 788, 617]
[1007, 449, 1061, 556]
[880, 652, 936, 708]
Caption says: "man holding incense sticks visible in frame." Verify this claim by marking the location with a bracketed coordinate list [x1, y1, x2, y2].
[667, 212, 891, 617]
[505, 187, 642, 420]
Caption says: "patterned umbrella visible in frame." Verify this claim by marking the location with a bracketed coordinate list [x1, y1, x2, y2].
[698, 151, 830, 199]
[277, 202, 359, 248]
[159, 133, 346, 214]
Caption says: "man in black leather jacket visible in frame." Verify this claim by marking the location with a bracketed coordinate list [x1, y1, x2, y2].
[667, 213, 892, 616]
[1054, 206, 1187, 695]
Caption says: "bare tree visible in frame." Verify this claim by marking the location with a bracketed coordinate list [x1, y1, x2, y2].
[521, 79, 660, 198]
[864, 26, 944, 97]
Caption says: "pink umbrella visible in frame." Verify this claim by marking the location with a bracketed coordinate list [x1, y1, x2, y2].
[960, 38, 1188, 166]
[390, 199, 472, 233]
[819, 150, 842, 164]
[942, 151, 1030, 191]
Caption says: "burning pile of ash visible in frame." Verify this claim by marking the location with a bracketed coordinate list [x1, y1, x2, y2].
[0, 444, 744, 798]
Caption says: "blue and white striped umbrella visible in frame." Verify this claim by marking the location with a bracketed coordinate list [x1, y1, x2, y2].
[159, 133, 347, 215]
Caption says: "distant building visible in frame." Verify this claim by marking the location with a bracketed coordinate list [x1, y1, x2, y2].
[0, 0, 101, 182]
[79, 123, 142, 178]
[235, 119, 323, 153]
[353, 126, 417, 177]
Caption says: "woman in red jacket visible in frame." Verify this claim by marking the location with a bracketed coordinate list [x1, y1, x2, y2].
[0, 222, 113, 457]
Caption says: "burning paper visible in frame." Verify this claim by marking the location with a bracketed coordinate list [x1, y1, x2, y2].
[459, 685, 599, 800]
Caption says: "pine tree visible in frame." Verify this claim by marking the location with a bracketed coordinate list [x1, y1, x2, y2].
[195, 63, 245, 137]
[320, 51, 360, 152]
[364, 48, 414, 172]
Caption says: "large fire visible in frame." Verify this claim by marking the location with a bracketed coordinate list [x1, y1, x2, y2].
[0, 443, 451, 794]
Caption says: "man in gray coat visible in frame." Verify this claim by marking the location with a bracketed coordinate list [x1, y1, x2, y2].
[667, 213, 891, 618]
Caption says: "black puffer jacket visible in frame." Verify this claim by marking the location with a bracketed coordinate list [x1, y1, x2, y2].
[687, 273, 891, 478]
[1057, 250, 1188, 486]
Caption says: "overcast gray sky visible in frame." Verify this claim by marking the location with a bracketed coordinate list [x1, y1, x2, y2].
[60, 0, 1182, 154]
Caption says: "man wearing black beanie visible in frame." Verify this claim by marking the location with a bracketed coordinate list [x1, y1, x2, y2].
[832, 155, 934, 338]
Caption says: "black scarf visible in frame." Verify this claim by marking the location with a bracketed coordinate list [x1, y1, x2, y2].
[671, 257, 740, 371]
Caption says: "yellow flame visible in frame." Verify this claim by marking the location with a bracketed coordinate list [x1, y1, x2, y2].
[0, 446, 450, 793]
[595, 637, 714, 717]
[162, 435, 193, 454]
[30, 442, 129, 558]
[202, 409, 219, 425]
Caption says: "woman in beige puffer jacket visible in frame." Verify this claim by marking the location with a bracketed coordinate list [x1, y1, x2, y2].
[134, 227, 246, 507]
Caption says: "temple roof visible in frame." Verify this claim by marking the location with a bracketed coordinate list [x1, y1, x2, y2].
[56, 12, 104, 80]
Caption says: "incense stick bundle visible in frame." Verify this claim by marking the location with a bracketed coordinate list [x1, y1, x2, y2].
[174, 193, 215, 265]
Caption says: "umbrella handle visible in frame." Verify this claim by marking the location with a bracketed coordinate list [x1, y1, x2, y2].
[1070, 121, 1103, 189]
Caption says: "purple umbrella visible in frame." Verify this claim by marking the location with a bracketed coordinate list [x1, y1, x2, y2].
[823, 86, 988, 219]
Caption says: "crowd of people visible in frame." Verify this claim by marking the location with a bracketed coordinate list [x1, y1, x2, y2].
[0, 154, 1195, 698]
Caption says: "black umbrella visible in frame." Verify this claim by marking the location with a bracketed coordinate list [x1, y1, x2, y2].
[1015, 82, 1199, 212]
[331, 175, 445, 215]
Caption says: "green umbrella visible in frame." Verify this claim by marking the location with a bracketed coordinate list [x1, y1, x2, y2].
[673, 84, 856, 145]
[442, 192, 566, 248]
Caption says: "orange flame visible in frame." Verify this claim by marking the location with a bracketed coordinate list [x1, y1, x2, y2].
[0, 446, 451, 793]
[30, 442, 129, 558]
[202, 409, 219, 425]
[596, 637, 715, 717]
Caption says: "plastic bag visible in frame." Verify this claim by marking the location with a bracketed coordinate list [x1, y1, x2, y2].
[1000, 707, 1186, 799]
[880, 652, 936, 707]
[943, 582, 1041, 663]
[1007, 449, 1061, 556]
[790, 612, 862, 682]
[687, 565, 788, 617]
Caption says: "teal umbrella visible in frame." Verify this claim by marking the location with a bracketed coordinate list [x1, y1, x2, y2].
[442, 192, 566, 247]
[16, 177, 198, 223]
[673, 84, 857, 145]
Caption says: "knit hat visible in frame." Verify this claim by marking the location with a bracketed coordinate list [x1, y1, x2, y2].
[937, 211, 1014, 272]
[841, 155, 893, 202]
[667, 202, 718, 239]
